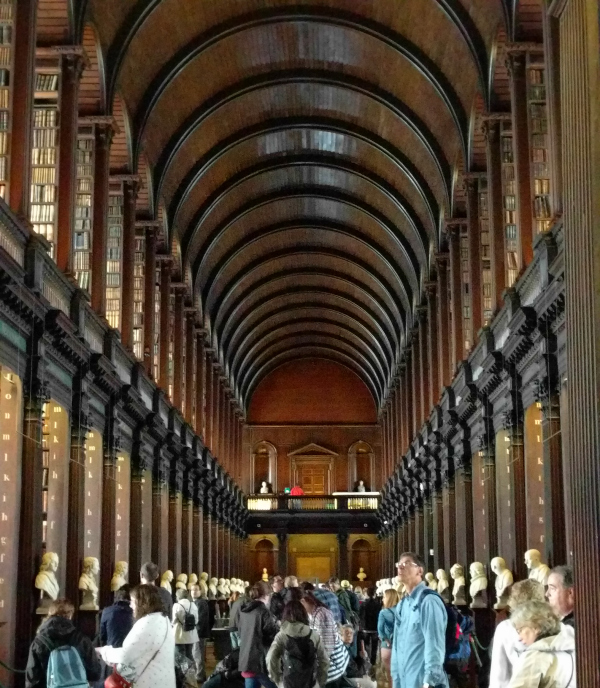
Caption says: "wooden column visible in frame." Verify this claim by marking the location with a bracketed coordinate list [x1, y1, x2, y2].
[143, 226, 157, 377]
[204, 350, 214, 450]
[337, 531, 349, 581]
[195, 333, 205, 436]
[90, 124, 114, 316]
[472, 445, 498, 567]
[418, 313, 429, 424]
[193, 484, 204, 575]
[56, 52, 85, 273]
[211, 504, 219, 578]
[129, 451, 151, 583]
[203, 495, 212, 577]
[120, 178, 141, 350]
[432, 492, 445, 571]
[411, 338, 419, 436]
[181, 474, 193, 576]
[466, 177, 483, 341]
[541, 394, 566, 567]
[447, 224, 463, 373]
[212, 367, 221, 458]
[454, 462, 474, 575]
[100, 415, 119, 610]
[426, 283, 439, 408]
[397, 379, 405, 456]
[152, 454, 170, 573]
[168, 465, 183, 577]
[442, 480, 457, 570]
[65, 418, 87, 605]
[185, 313, 195, 425]
[483, 118, 508, 312]
[10, 0, 37, 215]
[507, 49, 534, 268]
[158, 260, 172, 394]
[436, 253, 451, 388]
[172, 288, 185, 410]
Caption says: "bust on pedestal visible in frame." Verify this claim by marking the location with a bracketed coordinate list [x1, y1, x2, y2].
[188, 573, 198, 590]
[425, 572, 438, 590]
[259, 481, 270, 494]
[209, 577, 218, 599]
[491, 557, 514, 610]
[35, 552, 60, 614]
[525, 549, 550, 585]
[469, 562, 488, 609]
[79, 557, 100, 611]
[161, 570, 174, 593]
[356, 480, 366, 493]
[261, 568, 269, 582]
[176, 573, 188, 591]
[450, 564, 467, 606]
[436, 569, 450, 603]
[356, 567, 367, 583]
[111, 561, 128, 592]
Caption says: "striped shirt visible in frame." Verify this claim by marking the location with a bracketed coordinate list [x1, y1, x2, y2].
[313, 588, 342, 623]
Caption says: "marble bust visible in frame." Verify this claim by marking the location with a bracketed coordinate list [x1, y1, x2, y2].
[111, 561, 129, 592]
[469, 562, 488, 609]
[425, 572, 438, 590]
[259, 481, 270, 494]
[176, 573, 188, 590]
[436, 569, 450, 602]
[262, 568, 269, 581]
[161, 570, 173, 593]
[357, 567, 367, 582]
[79, 556, 100, 610]
[525, 549, 550, 585]
[208, 577, 218, 599]
[357, 480, 366, 493]
[217, 577, 227, 598]
[35, 552, 60, 612]
[450, 564, 467, 606]
[187, 573, 198, 590]
[491, 556, 514, 610]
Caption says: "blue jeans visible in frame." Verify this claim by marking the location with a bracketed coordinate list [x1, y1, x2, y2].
[244, 675, 278, 688]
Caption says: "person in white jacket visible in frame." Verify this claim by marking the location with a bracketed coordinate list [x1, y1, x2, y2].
[172, 587, 199, 662]
[509, 600, 576, 688]
[489, 579, 545, 688]
[97, 584, 175, 688]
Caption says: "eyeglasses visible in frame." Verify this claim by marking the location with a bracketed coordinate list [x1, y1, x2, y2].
[396, 562, 418, 569]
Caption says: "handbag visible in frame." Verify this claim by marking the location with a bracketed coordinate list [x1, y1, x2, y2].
[104, 618, 169, 688]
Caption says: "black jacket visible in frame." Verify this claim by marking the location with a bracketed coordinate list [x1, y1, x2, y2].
[25, 615, 102, 688]
[237, 600, 278, 675]
[157, 585, 173, 618]
[360, 597, 382, 632]
[100, 600, 134, 647]
[194, 597, 211, 638]
[269, 590, 286, 620]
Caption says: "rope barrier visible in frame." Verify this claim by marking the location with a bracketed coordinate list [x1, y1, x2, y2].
[0, 658, 26, 673]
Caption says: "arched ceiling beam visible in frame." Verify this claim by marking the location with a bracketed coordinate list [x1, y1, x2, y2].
[193, 187, 421, 289]
[236, 325, 385, 393]
[228, 294, 392, 383]
[182, 153, 429, 266]
[106, 5, 476, 153]
[171, 118, 440, 236]
[243, 348, 380, 409]
[199, 219, 415, 317]
[206, 246, 409, 347]
[154, 70, 452, 206]
[216, 273, 400, 355]
[239, 332, 384, 401]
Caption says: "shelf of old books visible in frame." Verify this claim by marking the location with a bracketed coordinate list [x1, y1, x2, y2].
[0, 0, 14, 201]
[153, 265, 161, 381]
[115, 452, 131, 562]
[133, 229, 145, 361]
[41, 400, 70, 592]
[0, 365, 22, 661]
[527, 53, 552, 235]
[478, 176, 493, 325]
[500, 121, 519, 288]
[84, 429, 103, 560]
[459, 223, 471, 355]
[106, 181, 124, 330]
[74, 125, 95, 292]
[31, 59, 60, 258]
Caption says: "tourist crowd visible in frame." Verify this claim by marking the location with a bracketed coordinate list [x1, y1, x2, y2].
[24, 555, 575, 688]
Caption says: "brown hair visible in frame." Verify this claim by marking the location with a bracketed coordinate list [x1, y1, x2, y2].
[131, 583, 165, 619]
[48, 598, 74, 619]
[250, 580, 271, 600]
[139, 562, 159, 582]
[282, 600, 309, 625]
[301, 591, 326, 610]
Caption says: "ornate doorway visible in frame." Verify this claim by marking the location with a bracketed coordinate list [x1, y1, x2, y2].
[288, 443, 338, 494]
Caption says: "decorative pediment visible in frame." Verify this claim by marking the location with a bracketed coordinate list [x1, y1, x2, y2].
[287, 443, 339, 457]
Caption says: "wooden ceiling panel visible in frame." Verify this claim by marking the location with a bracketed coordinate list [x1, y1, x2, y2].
[36, 0, 70, 45]
[470, 92, 487, 171]
[78, 24, 104, 116]
[88, 0, 138, 53]
[109, 94, 131, 174]
[515, 0, 543, 41]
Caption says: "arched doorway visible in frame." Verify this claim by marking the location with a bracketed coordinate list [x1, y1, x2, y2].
[348, 441, 375, 491]
[251, 441, 277, 493]
[254, 538, 275, 582]
[350, 538, 375, 585]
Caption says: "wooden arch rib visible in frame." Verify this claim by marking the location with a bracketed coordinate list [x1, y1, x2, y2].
[217, 274, 401, 356]
[105, 5, 479, 148]
[242, 348, 381, 408]
[238, 332, 386, 400]
[172, 117, 440, 241]
[199, 218, 415, 317]
[193, 187, 421, 290]
[182, 154, 430, 266]
[208, 245, 409, 340]
[154, 70, 453, 206]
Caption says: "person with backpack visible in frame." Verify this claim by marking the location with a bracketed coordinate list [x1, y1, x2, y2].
[25, 598, 101, 688]
[172, 587, 199, 668]
[378, 588, 399, 687]
[97, 583, 175, 688]
[266, 600, 329, 688]
[238, 580, 279, 688]
[191, 582, 211, 684]
[360, 587, 382, 668]
[391, 552, 449, 688]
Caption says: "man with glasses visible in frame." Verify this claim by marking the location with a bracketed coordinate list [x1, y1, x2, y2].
[391, 552, 448, 688]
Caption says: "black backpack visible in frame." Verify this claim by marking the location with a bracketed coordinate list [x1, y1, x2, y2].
[180, 599, 196, 632]
[282, 629, 317, 688]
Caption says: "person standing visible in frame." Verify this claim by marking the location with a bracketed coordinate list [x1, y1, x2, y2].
[100, 586, 134, 648]
[546, 565, 575, 628]
[25, 598, 101, 688]
[191, 583, 211, 684]
[304, 581, 343, 623]
[270, 575, 286, 620]
[391, 552, 448, 688]
[172, 588, 199, 665]
[378, 588, 399, 686]
[140, 561, 173, 618]
[360, 586, 381, 667]
[238, 580, 279, 688]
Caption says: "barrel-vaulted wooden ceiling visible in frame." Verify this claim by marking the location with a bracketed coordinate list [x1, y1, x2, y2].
[47, 0, 543, 411]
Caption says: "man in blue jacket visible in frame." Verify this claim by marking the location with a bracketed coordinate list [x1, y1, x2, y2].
[391, 552, 449, 688]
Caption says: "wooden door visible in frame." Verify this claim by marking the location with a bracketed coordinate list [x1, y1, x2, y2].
[299, 465, 327, 494]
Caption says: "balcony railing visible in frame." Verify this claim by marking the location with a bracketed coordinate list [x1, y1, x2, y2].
[247, 492, 380, 512]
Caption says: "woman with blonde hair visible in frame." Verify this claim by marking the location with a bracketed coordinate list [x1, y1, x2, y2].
[377, 588, 399, 686]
